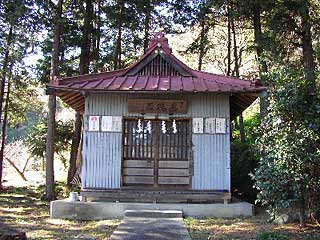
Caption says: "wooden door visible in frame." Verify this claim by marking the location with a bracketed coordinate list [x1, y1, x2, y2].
[122, 119, 191, 188]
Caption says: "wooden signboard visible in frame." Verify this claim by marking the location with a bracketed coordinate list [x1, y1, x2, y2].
[128, 99, 187, 114]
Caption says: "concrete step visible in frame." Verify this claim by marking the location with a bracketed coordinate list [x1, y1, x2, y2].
[125, 210, 183, 218]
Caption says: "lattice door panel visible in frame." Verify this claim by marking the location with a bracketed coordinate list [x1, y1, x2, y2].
[122, 119, 191, 187]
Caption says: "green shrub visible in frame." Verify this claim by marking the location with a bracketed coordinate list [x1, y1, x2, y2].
[36, 181, 77, 199]
[252, 69, 320, 224]
[231, 142, 258, 203]
[25, 118, 74, 168]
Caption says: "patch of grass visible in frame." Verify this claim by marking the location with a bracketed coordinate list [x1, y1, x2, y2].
[256, 232, 288, 240]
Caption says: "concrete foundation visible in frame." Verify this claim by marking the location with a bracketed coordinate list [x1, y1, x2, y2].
[50, 200, 253, 220]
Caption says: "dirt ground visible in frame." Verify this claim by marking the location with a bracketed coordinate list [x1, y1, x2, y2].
[1, 186, 320, 240]
[0, 186, 120, 240]
[185, 213, 320, 240]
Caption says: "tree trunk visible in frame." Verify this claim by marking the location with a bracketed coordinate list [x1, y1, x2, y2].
[46, 94, 56, 201]
[226, 4, 231, 76]
[234, 117, 239, 129]
[198, 19, 206, 71]
[67, 112, 82, 187]
[239, 114, 246, 143]
[0, 71, 11, 186]
[5, 158, 27, 181]
[92, 0, 101, 72]
[46, 0, 63, 201]
[67, 0, 92, 188]
[231, 6, 246, 144]
[0, 25, 13, 188]
[253, 4, 267, 73]
[300, 2, 316, 96]
[143, 1, 151, 53]
[231, 15, 239, 78]
[253, 3, 268, 118]
[0, 26, 13, 124]
[115, 24, 122, 70]
[299, 183, 307, 226]
[299, 3, 316, 227]
[114, 0, 123, 70]
[79, 0, 92, 74]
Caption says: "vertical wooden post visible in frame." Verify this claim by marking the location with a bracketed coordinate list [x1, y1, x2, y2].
[154, 121, 160, 188]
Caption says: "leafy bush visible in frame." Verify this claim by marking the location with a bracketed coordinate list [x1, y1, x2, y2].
[256, 232, 288, 240]
[233, 113, 261, 145]
[36, 181, 77, 199]
[252, 69, 320, 224]
[231, 142, 258, 203]
[25, 118, 74, 168]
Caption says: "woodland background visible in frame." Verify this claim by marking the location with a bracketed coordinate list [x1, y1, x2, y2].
[0, 0, 319, 226]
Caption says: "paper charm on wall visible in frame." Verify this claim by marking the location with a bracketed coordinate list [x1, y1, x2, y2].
[216, 118, 226, 134]
[205, 118, 216, 134]
[101, 116, 122, 132]
[88, 116, 100, 131]
[192, 118, 203, 134]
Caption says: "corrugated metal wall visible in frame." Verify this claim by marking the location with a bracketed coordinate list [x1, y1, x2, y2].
[82, 93, 230, 191]
[189, 95, 230, 191]
[82, 132, 121, 188]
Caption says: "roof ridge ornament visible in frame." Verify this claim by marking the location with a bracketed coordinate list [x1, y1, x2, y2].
[149, 32, 171, 53]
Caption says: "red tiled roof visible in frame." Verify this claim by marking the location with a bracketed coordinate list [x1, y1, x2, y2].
[49, 32, 264, 94]
[53, 74, 263, 93]
[47, 32, 266, 116]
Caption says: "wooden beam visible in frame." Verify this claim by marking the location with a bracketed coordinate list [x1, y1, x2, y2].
[63, 94, 84, 106]
[159, 53, 192, 77]
[126, 53, 158, 75]
[79, 189, 231, 203]
[64, 96, 84, 106]
[60, 92, 80, 101]
[71, 98, 85, 108]
[45, 88, 55, 95]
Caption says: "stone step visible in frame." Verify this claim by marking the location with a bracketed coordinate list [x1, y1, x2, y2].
[125, 210, 183, 218]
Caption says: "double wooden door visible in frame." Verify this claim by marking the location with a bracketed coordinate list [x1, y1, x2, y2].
[122, 118, 192, 188]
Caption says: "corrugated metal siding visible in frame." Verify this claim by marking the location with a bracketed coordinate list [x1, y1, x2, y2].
[82, 94, 126, 189]
[82, 93, 230, 191]
[82, 132, 121, 189]
[189, 94, 230, 191]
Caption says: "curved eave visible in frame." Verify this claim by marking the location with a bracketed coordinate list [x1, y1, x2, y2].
[230, 94, 259, 120]
[55, 91, 85, 113]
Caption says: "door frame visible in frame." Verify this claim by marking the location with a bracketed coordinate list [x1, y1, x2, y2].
[120, 116, 193, 190]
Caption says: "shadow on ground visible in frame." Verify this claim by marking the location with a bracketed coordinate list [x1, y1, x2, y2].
[0, 186, 119, 240]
